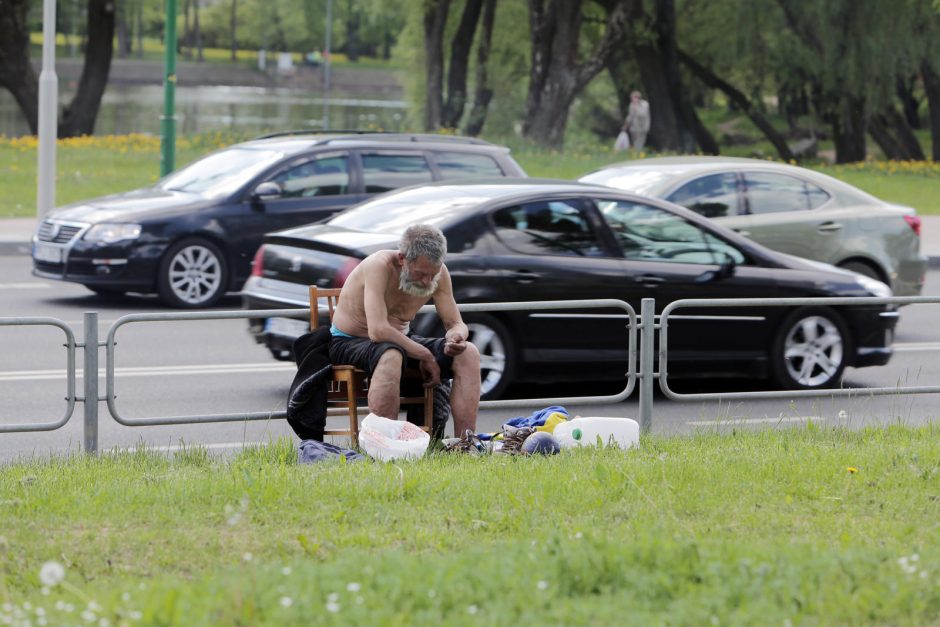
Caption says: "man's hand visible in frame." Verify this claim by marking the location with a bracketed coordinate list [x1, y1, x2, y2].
[444, 331, 468, 357]
[419, 356, 441, 388]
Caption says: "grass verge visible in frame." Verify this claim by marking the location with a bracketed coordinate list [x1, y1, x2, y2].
[1, 424, 938, 625]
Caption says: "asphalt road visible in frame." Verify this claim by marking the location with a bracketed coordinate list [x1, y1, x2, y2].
[2, 253, 939, 463]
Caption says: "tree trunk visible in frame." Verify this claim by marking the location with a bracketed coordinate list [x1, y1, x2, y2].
[831, 97, 867, 163]
[463, 0, 497, 136]
[345, 1, 361, 62]
[194, 0, 204, 62]
[632, 43, 681, 151]
[59, 0, 116, 137]
[0, 0, 39, 134]
[442, 0, 484, 129]
[521, 0, 627, 148]
[183, 0, 191, 59]
[868, 113, 907, 160]
[884, 106, 925, 160]
[136, 2, 144, 59]
[896, 76, 921, 129]
[923, 61, 940, 162]
[653, 0, 696, 153]
[423, 0, 451, 130]
[678, 49, 794, 161]
[230, 0, 238, 62]
[116, 0, 130, 58]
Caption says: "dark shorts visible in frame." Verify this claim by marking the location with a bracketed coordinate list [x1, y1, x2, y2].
[329, 333, 454, 379]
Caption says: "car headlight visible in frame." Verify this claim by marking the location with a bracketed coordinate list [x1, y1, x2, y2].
[83, 223, 142, 244]
[854, 274, 893, 298]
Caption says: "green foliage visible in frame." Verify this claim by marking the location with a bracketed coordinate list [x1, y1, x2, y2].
[1, 425, 939, 624]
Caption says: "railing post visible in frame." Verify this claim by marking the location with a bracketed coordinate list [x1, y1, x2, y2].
[638, 299, 655, 434]
[83, 312, 98, 455]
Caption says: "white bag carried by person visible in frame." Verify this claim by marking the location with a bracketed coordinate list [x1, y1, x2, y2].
[358, 413, 430, 461]
[614, 130, 630, 152]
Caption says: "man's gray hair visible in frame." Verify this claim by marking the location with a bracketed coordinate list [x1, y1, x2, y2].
[399, 224, 447, 264]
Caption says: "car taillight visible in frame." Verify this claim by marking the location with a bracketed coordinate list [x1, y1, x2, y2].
[904, 214, 921, 237]
[332, 258, 360, 287]
[250, 245, 265, 277]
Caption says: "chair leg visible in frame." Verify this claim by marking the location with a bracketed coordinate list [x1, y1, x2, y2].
[423, 385, 434, 434]
[346, 380, 360, 449]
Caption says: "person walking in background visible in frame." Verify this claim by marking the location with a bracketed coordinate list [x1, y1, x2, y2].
[622, 90, 651, 151]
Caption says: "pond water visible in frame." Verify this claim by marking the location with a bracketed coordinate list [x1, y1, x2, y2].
[0, 83, 409, 138]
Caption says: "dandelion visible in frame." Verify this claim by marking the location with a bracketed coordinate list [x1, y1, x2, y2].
[121, 593, 131, 602]
[838, 410, 847, 419]
[242, 552, 253, 563]
[847, 467, 858, 474]
[326, 601, 341, 613]
[574, 531, 583, 539]
[39, 561, 65, 587]
[40, 587, 50, 596]
[428, 589, 437, 598]
[128, 611, 142, 621]
[346, 582, 361, 592]
[281, 566, 292, 576]
[326, 593, 339, 603]
[537, 580, 549, 590]
[81, 609, 97, 622]
[467, 604, 479, 615]
[280, 596, 293, 608]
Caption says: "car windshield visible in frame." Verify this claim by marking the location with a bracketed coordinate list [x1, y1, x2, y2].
[581, 168, 673, 195]
[329, 187, 492, 233]
[158, 147, 285, 197]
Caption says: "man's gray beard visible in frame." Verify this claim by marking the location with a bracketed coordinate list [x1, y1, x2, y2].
[399, 269, 439, 298]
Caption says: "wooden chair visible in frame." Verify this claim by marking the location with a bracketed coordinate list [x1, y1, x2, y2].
[310, 286, 434, 447]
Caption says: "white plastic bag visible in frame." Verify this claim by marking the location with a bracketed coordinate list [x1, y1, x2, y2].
[614, 130, 631, 152]
[358, 413, 430, 461]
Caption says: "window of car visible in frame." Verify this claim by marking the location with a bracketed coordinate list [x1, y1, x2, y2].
[269, 154, 350, 198]
[492, 199, 604, 257]
[742, 171, 830, 214]
[665, 173, 740, 218]
[361, 153, 434, 193]
[159, 147, 285, 198]
[595, 199, 746, 265]
[432, 151, 504, 179]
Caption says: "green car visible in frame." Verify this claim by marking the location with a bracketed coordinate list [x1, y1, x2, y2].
[581, 156, 927, 296]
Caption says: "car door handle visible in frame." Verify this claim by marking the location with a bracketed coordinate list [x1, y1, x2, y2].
[732, 228, 751, 237]
[817, 222, 844, 232]
[508, 270, 539, 283]
[635, 274, 665, 286]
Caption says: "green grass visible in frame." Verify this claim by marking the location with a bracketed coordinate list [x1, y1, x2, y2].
[1, 424, 939, 625]
[5, 132, 940, 218]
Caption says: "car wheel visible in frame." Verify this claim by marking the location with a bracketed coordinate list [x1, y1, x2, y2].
[157, 238, 228, 308]
[464, 314, 514, 400]
[838, 260, 884, 283]
[771, 308, 849, 389]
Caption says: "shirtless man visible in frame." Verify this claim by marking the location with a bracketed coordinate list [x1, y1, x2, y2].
[329, 224, 481, 436]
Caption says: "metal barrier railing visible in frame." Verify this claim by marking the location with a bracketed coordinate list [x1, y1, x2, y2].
[656, 296, 940, 406]
[0, 317, 76, 433]
[5, 293, 936, 455]
[103, 301, 636, 429]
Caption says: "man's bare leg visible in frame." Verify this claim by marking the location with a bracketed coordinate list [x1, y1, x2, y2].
[449, 342, 481, 436]
[368, 349, 403, 418]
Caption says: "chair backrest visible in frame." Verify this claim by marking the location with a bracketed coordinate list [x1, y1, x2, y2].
[309, 286, 342, 330]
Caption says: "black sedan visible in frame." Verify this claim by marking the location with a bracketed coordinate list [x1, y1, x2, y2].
[31, 132, 525, 307]
[241, 180, 897, 399]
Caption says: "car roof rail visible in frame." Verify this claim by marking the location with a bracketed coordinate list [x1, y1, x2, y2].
[253, 129, 493, 145]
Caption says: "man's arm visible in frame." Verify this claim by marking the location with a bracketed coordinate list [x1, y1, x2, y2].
[432, 267, 470, 356]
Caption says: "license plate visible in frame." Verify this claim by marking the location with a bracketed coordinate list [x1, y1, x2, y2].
[264, 316, 309, 338]
[33, 243, 63, 263]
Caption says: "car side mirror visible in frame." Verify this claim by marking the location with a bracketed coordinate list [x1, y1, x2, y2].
[252, 181, 281, 202]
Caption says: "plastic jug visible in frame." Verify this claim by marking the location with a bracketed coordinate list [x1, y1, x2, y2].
[553, 417, 639, 449]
